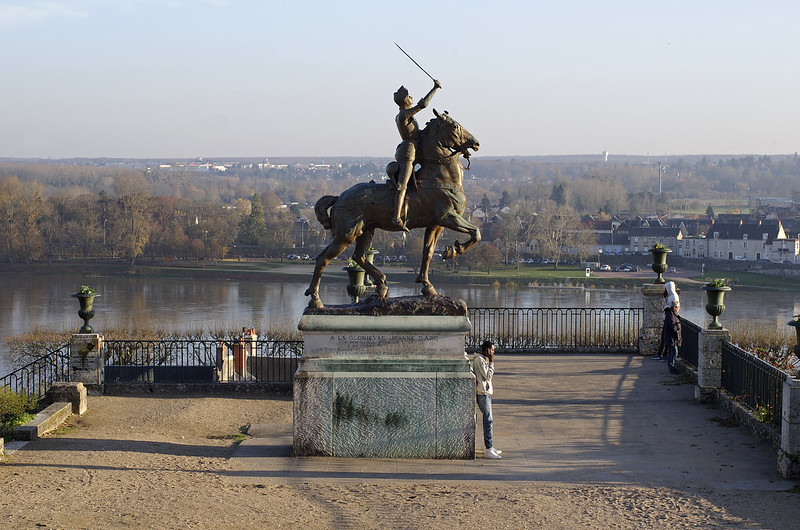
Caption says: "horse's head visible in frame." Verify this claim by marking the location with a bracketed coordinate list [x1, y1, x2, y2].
[427, 109, 480, 161]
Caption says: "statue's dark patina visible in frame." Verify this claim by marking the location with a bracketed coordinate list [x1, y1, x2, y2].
[305, 109, 480, 308]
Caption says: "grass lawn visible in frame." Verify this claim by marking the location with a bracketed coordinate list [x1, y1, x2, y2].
[690, 269, 800, 290]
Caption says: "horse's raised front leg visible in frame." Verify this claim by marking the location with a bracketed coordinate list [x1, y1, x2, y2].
[352, 229, 388, 298]
[415, 226, 443, 297]
[439, 211, 482, 260]
[305, 239, 351, 308]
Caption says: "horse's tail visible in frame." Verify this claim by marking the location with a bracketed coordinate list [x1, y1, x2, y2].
[314, 195, 338, 230]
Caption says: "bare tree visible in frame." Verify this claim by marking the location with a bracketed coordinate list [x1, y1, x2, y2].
[109, 174, 152, 265]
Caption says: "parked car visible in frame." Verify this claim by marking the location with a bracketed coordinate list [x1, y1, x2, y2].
[599, 264, 611, 271]
[668, 267, 677, 273]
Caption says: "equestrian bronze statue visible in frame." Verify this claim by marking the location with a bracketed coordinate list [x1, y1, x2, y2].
[305, 109, 481, 308]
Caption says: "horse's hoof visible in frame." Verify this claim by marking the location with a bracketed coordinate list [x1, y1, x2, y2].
[421, 285, 438, 297]
[442, 246, 456, 260]
[307, 299, 324, 309]
[376, 284, 388, 298]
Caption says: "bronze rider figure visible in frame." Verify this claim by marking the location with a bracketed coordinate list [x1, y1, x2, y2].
[391, 80, 441, 231]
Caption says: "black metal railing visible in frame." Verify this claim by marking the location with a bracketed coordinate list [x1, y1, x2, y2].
[102, 339, 303, 383]
[678, 317, 702, 369]
[721, 340, 787, 429]
[0, 344, 71, 400]
[466, 307, 643, 352]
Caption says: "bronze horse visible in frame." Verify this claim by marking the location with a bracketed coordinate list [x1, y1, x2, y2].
[305, 110, 481, 308]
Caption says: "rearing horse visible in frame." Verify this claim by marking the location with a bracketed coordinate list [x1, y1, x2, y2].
[305, 110, 480, 308]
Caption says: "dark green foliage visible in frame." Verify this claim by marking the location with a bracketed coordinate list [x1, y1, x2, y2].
[0, 388, 38, 438]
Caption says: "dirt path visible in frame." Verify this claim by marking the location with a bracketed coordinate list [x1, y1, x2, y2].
[1, 394, 798, 529]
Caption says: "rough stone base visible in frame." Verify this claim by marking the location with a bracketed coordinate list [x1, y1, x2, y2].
[293, 359, 475, 459]
[295, 301, 475, 459]
[778, 450, 800, 479]
[47, 382, 87, 415]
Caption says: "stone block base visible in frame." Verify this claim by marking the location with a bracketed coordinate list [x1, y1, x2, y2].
[778, 450, 800, 479]
[295, 298, 476, 460]
[47, 382, 87, 415]
[294, 358, 475, 459]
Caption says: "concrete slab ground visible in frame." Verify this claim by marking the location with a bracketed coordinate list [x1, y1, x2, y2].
[229, 353, 794, 490]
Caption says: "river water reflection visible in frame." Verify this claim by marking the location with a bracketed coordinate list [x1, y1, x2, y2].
[2, 269, 798, 373]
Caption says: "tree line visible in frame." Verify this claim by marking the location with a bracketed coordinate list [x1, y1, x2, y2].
[5, 152, 796, 268]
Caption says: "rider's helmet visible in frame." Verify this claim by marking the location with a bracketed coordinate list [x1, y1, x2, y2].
[393, 86, 409, 106]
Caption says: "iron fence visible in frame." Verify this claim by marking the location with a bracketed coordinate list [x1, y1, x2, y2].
[0, 344, 71, 401]
[102, 339, 303, 383]
[678, 317, 702, 369]
[466, 307, 643, 352]
[721, 340, 787, 429]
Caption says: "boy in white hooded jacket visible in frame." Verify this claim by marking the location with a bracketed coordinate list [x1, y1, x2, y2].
[662, 281, 682, 374]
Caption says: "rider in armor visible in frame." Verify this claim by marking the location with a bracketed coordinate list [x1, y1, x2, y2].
[391, 80, 441, 231]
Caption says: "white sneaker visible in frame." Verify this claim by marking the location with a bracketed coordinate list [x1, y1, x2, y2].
[486, 447, 501, 459]
[492, 447, 502, 455]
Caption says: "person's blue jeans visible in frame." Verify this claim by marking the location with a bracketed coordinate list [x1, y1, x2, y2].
[667, 345, 678, 370]
[476, 394, 493, 449]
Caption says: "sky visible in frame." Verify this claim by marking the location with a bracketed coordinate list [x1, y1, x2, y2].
[1, 0, 799, 159]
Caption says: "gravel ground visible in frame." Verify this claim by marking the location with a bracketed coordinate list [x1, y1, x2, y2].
[1, 394, 799, 529]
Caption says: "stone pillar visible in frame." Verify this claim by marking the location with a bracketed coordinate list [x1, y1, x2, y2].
[639, 283, 664, 356]
[70, 333, 104, 395]
[779, 377, 800, 478]
[695, 328, 730, 402]
[294, 296, 475, 459]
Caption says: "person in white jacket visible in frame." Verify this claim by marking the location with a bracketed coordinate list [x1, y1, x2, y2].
[473, 340, 502, 459]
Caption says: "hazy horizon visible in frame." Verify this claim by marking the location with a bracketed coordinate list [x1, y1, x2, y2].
[2, 1, 799, 159]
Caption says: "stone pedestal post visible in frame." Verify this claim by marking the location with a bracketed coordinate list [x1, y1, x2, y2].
[695, 328, 730, 403]
[639, 284, 664, 356]
[779, 377, 800, 478]
[70, 333, 104, 395]
[294, 296, 475, 459]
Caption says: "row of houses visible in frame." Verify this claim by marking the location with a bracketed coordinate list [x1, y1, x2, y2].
[590, 216, 800, 263]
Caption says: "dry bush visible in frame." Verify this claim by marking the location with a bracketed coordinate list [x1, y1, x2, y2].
[728, 320, 798, 373]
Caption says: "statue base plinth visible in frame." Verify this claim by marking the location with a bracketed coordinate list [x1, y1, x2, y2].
[294, 296, 475, 459]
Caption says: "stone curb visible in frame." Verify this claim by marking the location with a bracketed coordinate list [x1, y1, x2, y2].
[13, 402, 73, 441]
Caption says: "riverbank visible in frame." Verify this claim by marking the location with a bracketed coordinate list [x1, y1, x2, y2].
[4, 259, 798, 290]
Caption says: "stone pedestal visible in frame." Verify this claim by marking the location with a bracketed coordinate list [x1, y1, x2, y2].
[695, 328, 730, 402]
[70, 334, 104, 395]
[779, 377, 800, 478]
[294, 296, 475, 459]
[639, 284, 665, 356]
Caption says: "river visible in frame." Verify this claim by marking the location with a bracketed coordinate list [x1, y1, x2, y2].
[2, 267, 798, 374]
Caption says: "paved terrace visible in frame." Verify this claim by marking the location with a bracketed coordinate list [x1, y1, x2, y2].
[229, 353, 794, 489]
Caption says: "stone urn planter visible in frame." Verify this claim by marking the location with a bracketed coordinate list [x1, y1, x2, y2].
[701, 281, 731, 330]
[72, 287, 100, 333]
[345, 264, 366, 304]
[650, 245, 671, 284]
[788, 318, 800, 356]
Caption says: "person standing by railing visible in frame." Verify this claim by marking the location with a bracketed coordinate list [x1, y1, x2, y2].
[473, 340, 502, 459]
[663, 281, 682, 374]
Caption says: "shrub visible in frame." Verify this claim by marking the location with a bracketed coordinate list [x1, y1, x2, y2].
[0, 388, 38, 439]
